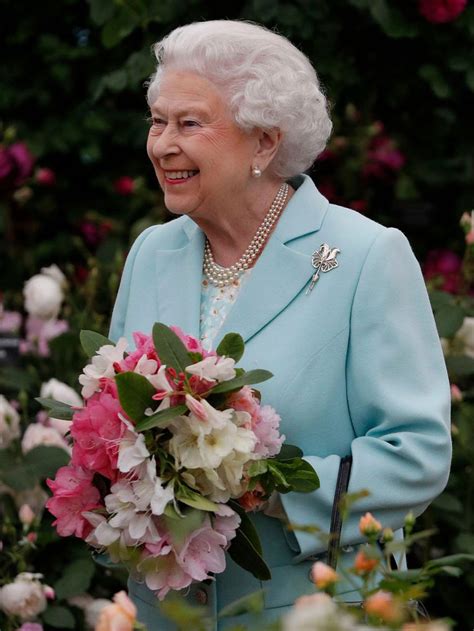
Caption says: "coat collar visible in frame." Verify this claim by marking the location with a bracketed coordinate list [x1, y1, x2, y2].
[155, 175, 329, 343]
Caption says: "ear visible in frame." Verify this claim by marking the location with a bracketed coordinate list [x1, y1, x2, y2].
[253, 128, 282, 173]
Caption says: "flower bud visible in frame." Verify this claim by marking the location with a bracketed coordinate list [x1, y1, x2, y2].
[43, 585, 55, 600]
[364, 590, 403, 623]
[404, 511, 416, 531]
[359, 512, 382, 537]
[354, 549, 379, 574]
[450, 384, 463, 403]
[381, 527, 394, 543]
[310, 561, 339, 589]
[19, 504, 35, 526]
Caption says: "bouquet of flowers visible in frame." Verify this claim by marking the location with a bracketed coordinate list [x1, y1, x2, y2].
[40, 323, 319, 599]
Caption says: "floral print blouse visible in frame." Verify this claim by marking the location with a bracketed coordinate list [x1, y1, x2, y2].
[199, 268, 251, 351]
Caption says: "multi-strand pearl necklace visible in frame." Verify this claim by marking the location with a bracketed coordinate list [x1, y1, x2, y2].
[203, 183, 289, 287]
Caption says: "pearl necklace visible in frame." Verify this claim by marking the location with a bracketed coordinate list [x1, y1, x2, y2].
[203, 183, 289, 287]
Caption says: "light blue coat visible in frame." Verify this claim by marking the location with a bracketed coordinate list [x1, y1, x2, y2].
[109, 175, 451, 629]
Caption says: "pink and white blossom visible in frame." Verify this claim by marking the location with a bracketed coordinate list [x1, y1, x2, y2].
[185, 355, 236, 382]
[79, 338, 128, 398]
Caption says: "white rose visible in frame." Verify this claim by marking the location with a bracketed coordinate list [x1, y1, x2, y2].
[454, 317, 474, 358]
[23, 272, 64, 320]
[41, 264, 66, 286]
[21, 423, 70, 454]
[40, 378, 82, 435]
[282, 593, 356, 631]
[0, 574, 47, 620]
[0, 395, 21, 448]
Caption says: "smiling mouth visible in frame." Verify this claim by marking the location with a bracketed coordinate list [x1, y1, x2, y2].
[164, 170, 199, 182]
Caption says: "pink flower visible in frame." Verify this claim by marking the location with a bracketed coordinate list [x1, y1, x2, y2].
[35, 167, 56, 186]
[46, 465, 102, 538]
[363, 134, 405, 180]
[120, 331, 160, 372]
[227, 386, 260, 421]
[0, 142, 35, 188]
[79, 220, 113, 250]
[450, 383, 463, 403]
[170, 326, 214, 357]
[113, 176, 135, 196]
[359, 512, 382, 537]
[423, 249, 462, 294]
[418, 0, 467, 23]
[177, 519, 228, 581]
[95, 591, 137, 631]
[252, 405, 284, 457]
[71, 389, 125, 480]
[143, 547, 193, 600]
[0, 310, 21, 333]
[466, 231, 474, 245]
[16, 624, 44, 631]
[238, 485, 267, 512]
[21, 316, 69, 357]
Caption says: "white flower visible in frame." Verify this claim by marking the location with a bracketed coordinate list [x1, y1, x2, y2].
[185, 355, 236, 382]
[185, 400, 233, 433]
[454, 317, 474, 358]
[146, 365, 173, 411]
[78, 337, 128, 398]
[118, 429, 150, 473]
[23, 269, 64, 320]
[282, 592, 356, 631]
[40, 378, 82, 435]
[41, 264, 66, 286]
[134, 458, 175, 516]
[21, 423, 70, 454]
[0, 395, 20, 448]
[0, 573, 47, 620]
[134, 354, 159, 376]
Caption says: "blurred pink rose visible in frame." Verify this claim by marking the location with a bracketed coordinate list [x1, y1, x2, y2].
[95, 591, 137, 631]
[16, 624, 44, 631]
[423, 249, 463, 294]
[418, 0, 467, 23]
[21, 316, 69, 357]
[0, 309, 21, 333]
[0, 142, 35, 188]
[79, 220, 113, 250]
[363, 134, 405, 180]
[113, 176, 135, 196]
[35, 167, 56, 186]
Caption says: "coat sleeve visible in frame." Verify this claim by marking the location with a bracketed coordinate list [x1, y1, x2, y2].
[280, 227, 452, 561]
[108, 226, 157, 343]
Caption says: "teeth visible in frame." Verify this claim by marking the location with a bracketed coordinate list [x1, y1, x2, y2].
[166, 170, 198, 180]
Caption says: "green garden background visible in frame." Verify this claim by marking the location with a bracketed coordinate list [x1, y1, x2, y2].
[1, 1, 473, 629]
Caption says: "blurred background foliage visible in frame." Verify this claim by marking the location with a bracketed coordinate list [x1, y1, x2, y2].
[1, 0, 474, 629]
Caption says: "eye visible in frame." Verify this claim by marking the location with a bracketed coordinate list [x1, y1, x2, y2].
[147, 116, 166, 127]
[182, 119, 200, 128]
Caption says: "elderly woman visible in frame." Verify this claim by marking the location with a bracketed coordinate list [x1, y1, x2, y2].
[109, 20, 451, 630]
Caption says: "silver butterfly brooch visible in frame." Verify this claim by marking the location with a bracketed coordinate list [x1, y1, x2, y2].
[306, 243, 341, 294]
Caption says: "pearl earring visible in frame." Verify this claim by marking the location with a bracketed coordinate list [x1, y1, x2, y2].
[252, 165, 262, 178]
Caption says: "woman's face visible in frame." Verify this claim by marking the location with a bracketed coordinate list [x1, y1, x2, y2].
[146, 71, 260, 221]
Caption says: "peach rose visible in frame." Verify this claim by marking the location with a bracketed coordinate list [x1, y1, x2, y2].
[310, 561, 339, 589]
[359, 512, 382, 537]
[365, 590, 403, 623]
[95, 591, 137, 631]
[354, 549, 379, 574]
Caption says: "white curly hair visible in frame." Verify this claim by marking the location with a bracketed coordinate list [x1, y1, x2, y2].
[146, 20, 333, 179]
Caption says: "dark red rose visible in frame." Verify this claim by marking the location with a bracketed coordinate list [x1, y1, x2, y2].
[418, 0, 467, 23]
[0, 142, 35, 188]
[36, 167, 56, 186]
[423, 248, 463, 293]
[113, 176, 135, 195]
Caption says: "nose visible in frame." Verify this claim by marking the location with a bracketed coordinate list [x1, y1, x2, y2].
[149, 125, 180, 160]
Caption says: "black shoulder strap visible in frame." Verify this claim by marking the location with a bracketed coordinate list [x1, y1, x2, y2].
[327, 455, 352, 569]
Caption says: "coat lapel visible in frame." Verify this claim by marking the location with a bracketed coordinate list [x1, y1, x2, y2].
[218, 176, 329, 343]
[154, 176, 329, 344]
[155, 224, 204, 339]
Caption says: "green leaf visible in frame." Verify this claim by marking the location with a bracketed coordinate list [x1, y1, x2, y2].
[159, 594, 208, 627]
[135, 404, 188, 431]
[88, 0, 117, 25]
[446, 355, 474, 377]
[229, 501, 263, 556]
[247, 460, 269, 477]
[432, 493, 463, 513]
[210, 369, 273, 394]
[0, 464, 38, 491]
[153, 322, 191, 374]
[434, 303, 466, 337]
[54, 558, 96, 599]
[24, 446, 70, 478]
[164, 507, 205, 548]
[426, 553, 474, 569]
[369, 0, 418, 38]
[216, 333, 245, 362]
[35, 397, 75, 420]
[274, 444, 303, 461]
[268, 459, 320, 493]
[101, 7, 138, 48]
[176, 485, 219, 512]
[218, 590, 265, 619]
[80, 329, 113, 357]
[227, 528, 271, 581]
[42, 605, 75, 628]
[115, 371, 156, 422]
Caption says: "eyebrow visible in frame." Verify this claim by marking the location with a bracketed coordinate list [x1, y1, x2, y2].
[149, 105, 210, 119]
